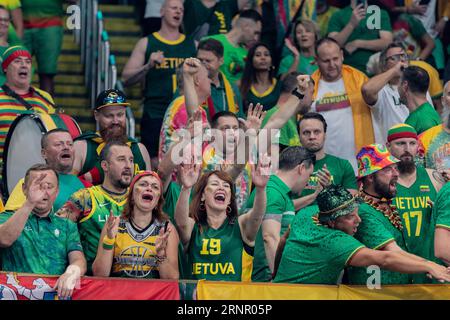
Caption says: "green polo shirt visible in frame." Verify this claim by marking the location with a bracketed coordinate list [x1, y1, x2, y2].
[405, 102, 442, 135]
[274, 205, 365, 284]
[209, 73, 244, 119]
[347, 203, 412, 285]
[301, 154, 357, 200]
[261, 106, 300, 148]
[0, 211, 82, 275]
[246, 174, 295, 282]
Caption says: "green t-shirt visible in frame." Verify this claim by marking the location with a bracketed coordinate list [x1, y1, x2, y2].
[204, 34, 247, 85]
[162, 181, 182, 223]
[328, 6, 392, 73]
[405, 102, 442, 135]
[0, 211, 82, 275]
[428, 182, 450, 266]
[187, 217, 254, 281]
[144, 32, 197, 119]
[183, 0, 238, 37]
[274, 205, 365, 284]
[21, 0, 64, 19]
[347, 203, 411, 285]
[245, 79, 282, 112]
[278, 53, 318, 76]
[209, 72, 244, 119]
[246, 175, 295, 282]
[261, 106, 300, 148]
[301, 154, 357, 200]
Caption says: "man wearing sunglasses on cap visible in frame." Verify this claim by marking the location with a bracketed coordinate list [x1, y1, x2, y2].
[72, 89, 151, 185]
[362, 43, 442, 144]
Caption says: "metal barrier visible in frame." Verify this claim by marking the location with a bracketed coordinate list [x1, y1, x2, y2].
[73, 0, 136, 137]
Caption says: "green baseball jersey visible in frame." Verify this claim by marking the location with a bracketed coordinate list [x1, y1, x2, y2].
[183, 0, 239, 36]
[405, 102, 442, 135]
[58, 185, 128, 273]
[394, 166, 437, 284]
[0, 211, 82, 275]
[274, 205, 365, 284]
[75, 131, 147, 186]
[144, 32, 196, 119]
[187, 218, 254, 281]
[204, 34, 247, 85]
[328, 6, 392, 73]
[301, 154, 357, 200]
[261, 105, 300, 148]
[245, 79, 282, 112]
[246, 175, 295, 282]
[347, 203, 411, 285]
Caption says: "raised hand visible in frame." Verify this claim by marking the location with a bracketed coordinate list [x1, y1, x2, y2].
[179, 161, 201, 188]
[106, 210, 120, 240]
[155, 223, 172, 259]
[243, 103, 266, 131]
[183, 57, 202, 76]
[252, 153, 271, 188]
[350, 4, 366, 28]
[408, 3, 427, 15]
[149, 50, 164, 68]
[284, 38, 300, 57]
[345, 40, 360, 54]
[316, 164, 332, 189]
[25, 173, 48, 206]
[296, 74, 311, 94]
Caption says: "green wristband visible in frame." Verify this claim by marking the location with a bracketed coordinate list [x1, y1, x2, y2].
[102, 243, 114, 250]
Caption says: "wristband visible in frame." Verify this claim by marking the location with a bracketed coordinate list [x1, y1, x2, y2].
[291, 87, 305, 100]
[102, 236, 115, 249]
[102, 243, 114, 250]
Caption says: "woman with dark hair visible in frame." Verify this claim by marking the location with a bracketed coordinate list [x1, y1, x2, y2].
[279, 19, 319, 77]
[240, 43, 282, 112]
[175, 157, 270, 281]
[92, 171, 179, 279]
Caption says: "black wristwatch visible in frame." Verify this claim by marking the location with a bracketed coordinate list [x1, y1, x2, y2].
[291, 87, 304, 100]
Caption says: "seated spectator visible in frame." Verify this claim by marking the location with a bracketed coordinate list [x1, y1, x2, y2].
[57, 141, 134, 274]
[20, 0, 71, 96]
[6, 129, 90, 212]
[175, 158, 270, 281]
[72, 89, 150, 185]
[399, 66, 441, 134]
[196, 38, 244, 119]
[0, 46, 55, 162]
[295, 112, 357, 209]
[279, 19, 319, 77]
[122, 0, 196, 169]
[204, 9, 262, 85]
[183, 0, 253, 40]
[419, 81, 450, 170]
[92, 171, 179, 279]
[273, 184, 450, 284]
[328, 0, 393, 73]
[240, 42, 282, 112]
[311, 37, 375, 172]
[0, 164, 86, 298]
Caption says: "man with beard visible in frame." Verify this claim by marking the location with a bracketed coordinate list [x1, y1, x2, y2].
[347, 144, 433, 285]
[5, 129, 90, 212]
[72, 89, 150, 185]
[419, 81, 450, 171]
[387, 124, 443, 283]
[57, 141, 134, 274]
[295, 112, 357, 209]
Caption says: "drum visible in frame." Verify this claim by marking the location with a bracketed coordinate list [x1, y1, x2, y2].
[2, 112, 82, 197]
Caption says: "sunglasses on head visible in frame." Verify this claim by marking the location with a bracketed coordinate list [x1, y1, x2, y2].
[103, 95, 126, 105]
[385, 53, 408, 62]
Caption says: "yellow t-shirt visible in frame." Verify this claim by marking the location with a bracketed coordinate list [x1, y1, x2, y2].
[0, 0, 21, 10]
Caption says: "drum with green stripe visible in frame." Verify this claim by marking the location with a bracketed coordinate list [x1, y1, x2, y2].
[2, 112, 82, 197]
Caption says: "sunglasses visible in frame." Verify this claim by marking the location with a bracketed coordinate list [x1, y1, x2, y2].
[385, 53, 408, 62]
[103, 94, 126, 105]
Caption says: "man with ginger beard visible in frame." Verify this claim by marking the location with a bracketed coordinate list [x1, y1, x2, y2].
[386, 124, 443, 283]
[57, 141, 134, 274]
[72, 89, 151, 185]
[5, 128, 90, 212]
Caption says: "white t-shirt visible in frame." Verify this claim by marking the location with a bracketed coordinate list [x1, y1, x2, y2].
[370, 84, 434, 144]
[311, 78, 357, 172]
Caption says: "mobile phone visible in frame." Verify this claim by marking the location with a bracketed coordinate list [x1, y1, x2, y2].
[164, 221, 169, 233]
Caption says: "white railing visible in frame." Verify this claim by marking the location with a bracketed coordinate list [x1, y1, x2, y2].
[73, 0, 136, 137]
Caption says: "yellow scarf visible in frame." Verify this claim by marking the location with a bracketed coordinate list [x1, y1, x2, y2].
[311, 64, 375, 153]
[221, 72, 238, 114]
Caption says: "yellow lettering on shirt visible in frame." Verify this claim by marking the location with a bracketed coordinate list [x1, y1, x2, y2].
[191, 262, 236, 275]
[155, 58, 185, 70]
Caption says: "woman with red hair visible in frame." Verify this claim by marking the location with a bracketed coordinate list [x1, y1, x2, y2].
[92, 171, 179, 279]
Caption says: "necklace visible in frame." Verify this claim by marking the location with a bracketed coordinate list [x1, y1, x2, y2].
[359, 191, 403, 230]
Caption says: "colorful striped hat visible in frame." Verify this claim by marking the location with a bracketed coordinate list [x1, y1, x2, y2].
[387, 123, 418, 142]
[356, 144, 399, 179]
[1, 46, 32, 70]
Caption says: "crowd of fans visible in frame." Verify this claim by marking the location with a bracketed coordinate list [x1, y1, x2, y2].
[0, 0, 449, 299]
